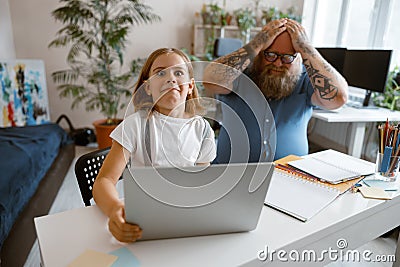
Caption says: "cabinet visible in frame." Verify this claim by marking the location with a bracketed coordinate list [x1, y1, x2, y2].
[192, 24, 261, 58]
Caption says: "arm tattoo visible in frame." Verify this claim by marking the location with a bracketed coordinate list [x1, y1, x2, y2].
[222, 48, 251, 71]
[303, 59, 338, 101]
[211, 48, 252, 84]
[296, 40, 315, 56]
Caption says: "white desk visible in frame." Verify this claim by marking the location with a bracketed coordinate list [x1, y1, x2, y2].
[35, 190, 400, 267]
[312, 106, 400, 158]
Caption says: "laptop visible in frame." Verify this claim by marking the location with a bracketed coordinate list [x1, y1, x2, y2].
[123, 162, 274, 241]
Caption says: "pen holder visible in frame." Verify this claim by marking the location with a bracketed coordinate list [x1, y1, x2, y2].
[376, 152, 400, 182]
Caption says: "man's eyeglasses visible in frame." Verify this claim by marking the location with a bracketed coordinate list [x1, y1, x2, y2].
[263, 51, 298, 64]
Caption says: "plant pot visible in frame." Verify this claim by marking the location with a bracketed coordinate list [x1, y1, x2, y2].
[92, 119, 122, 149]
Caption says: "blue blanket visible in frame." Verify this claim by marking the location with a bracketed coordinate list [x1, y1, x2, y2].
[0, 123, 69, 248]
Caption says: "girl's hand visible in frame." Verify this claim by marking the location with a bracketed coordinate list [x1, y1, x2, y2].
[108, 202, 142, 243]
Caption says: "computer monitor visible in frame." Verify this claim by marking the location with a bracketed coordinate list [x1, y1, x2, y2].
[342, 49, 392, 106]
[316, 47, 347, 75]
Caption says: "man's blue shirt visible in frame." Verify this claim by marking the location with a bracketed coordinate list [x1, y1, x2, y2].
[214, 67, 314, 163]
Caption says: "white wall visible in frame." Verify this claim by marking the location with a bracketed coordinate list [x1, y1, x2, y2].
[7, 0, 304, 128]
[0, 0, 16, 59]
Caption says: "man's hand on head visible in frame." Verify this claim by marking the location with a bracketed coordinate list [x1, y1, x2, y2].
[285, 19, 313, 55]
[247, 18, 288, 55]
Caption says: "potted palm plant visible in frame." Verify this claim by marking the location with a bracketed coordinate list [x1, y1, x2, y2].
[49, 0, 160, 148]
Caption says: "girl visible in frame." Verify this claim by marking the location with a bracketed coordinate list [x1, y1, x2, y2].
[93, 48, 216, 243]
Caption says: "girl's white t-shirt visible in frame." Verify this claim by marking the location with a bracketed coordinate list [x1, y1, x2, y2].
[110, 110, 216, 167]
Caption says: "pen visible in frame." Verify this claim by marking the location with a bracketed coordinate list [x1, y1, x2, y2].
[392, 127, 398, 156]
[383, 118, 389, 149]
[396, 125, 400, 152]
[387, 129, 394, 147]
[379, 125, 384, 153]
[387, 145, 400, 175]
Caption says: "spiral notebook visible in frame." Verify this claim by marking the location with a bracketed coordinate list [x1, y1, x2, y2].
[265, 170, 340, 222]
[264, 150, 372, 222]
[287, 149, 375, 184]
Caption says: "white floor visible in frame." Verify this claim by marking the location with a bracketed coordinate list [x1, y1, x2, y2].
[24, 146, 399, 266]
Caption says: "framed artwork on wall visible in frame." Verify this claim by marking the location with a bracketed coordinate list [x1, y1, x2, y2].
[0, 59, 50, 127]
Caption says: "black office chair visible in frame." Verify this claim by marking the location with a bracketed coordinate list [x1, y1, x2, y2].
[213, 37, 243, 58]
[74, 147, 111, 206]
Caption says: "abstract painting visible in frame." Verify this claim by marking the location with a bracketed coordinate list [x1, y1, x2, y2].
[0, 59, 50, 127]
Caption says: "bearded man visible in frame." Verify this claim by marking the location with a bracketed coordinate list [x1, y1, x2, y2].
[204, 18, 348, 162]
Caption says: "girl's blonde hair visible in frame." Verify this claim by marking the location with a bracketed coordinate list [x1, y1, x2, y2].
[132, 48, 203, 115]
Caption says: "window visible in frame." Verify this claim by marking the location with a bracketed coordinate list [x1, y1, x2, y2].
[303, 0, 399, 69]
[311, 0, 342, 46]
[342, 0, 375, 48]
[385, 0, 400, 69]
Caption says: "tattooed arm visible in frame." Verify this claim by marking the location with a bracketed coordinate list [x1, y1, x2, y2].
[285, 19, 348, 110]
[203, 19, 288, 94]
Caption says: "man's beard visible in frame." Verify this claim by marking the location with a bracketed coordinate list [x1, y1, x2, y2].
[250, 64, 301, 100]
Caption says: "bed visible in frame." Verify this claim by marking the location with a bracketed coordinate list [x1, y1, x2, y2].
[0, 123, 75, 267]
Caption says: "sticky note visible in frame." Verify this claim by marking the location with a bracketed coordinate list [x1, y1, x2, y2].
[109, 247, 140, 267]
[68, 249, 117, 267]
[359, 186, 392, 200]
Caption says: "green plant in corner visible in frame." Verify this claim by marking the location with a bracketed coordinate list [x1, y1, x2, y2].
[372, 66, 400, 111]
[49, 0, 160, 125]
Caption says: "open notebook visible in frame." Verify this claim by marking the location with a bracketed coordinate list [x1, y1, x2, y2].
[265, 151, 367, 222]
[265, 170, 340, 222]
[287, 149, 375, 184]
